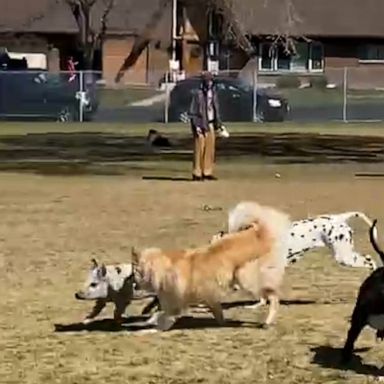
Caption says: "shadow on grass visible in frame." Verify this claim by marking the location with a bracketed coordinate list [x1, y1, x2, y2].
[221, 298, 317, 310]
[311, 345, 384, 377]
[54, 316, 260, 333]
[142, 175, 192, 181]
[1, 131, 384, 175]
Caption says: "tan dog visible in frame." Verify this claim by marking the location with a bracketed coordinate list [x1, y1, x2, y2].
[132, 202, 290, 331]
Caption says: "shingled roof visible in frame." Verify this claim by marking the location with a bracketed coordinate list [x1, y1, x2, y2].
[0, 0, 171, 37]
[230, 0, 384, 38]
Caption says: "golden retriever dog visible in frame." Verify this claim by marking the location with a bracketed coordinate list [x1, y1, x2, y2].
[131, 202, 291, 331]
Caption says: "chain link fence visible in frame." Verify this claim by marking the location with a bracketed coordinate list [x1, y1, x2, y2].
[0, 68, 384, 123]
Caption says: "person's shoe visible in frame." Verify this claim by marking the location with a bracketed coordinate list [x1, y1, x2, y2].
[203, 175, 218, 181]
[192, 175, 203, 181]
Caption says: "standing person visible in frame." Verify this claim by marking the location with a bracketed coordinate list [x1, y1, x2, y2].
[67, 56, 78, 83]
[188, 71, 224, 181]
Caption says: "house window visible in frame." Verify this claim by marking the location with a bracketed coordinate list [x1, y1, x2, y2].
[259, 41, 323, 72]
[359, 44, 384, 62]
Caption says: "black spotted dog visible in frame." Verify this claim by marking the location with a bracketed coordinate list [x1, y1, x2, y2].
[341, 219, 384, 364]
[213, 204, 377, 271]
[285, 211, 376, 270]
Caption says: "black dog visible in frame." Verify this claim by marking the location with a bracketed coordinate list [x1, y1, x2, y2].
[341, 219, 384, 363]
[146, 129, 172, 148]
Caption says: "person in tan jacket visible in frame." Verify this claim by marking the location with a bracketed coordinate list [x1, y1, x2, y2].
[188, 72, 224, 181]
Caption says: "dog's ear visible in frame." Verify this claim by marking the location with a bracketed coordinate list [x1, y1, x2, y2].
[91, 258, 98, 269]
[98, 264, 107, 278]
[131, 247, 140, 264]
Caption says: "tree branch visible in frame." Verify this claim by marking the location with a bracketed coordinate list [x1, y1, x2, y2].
[95, 0, 115, 45]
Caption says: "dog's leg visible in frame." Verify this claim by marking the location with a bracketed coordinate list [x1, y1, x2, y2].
[328, 229, 377, 270]
[263, 292, 279, 328]
[207, 302, 225, 326]
[156, 312, 177, 331]
[145, 310, 162, 326]
[335, 249, 376, 270]
[141, 297, 161, 315]
[113, 300, 129, 324]
[83, 299, 107, 324]
[341, 315, 366, 363]
[244, 297, 267, 310]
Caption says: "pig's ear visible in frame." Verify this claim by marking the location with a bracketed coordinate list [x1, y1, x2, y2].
[99, 264, 107, 278]
[91, 258, 98, 269]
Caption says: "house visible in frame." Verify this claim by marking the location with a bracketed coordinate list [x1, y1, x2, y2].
[178, 0, 384, 88]
[0, 0, 171, 86]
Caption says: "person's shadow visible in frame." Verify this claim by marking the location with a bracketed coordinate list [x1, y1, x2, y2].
[311, 345, 384, 377]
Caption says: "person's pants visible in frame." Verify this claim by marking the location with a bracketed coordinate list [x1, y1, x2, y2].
[192, 124, 215, 177]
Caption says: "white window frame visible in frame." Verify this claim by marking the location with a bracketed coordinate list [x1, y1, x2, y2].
[308, 43, 324, 72]
[359, 43, 384, 63]
[258, 42, 324, 73]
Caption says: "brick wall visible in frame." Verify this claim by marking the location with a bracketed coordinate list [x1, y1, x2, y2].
[103, 36, 169, 87]
[103, 36, 148, 86]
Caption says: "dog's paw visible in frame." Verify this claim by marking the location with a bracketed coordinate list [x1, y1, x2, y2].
[146, 312, 161, 326]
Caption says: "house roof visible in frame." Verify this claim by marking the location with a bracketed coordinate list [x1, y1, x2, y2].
[0, 0, 172, 38]
[230, 0, 384, 38]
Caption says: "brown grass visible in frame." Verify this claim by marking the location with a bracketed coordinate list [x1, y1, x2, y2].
[1, 161, 384, 384]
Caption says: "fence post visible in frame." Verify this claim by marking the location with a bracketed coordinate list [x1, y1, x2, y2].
[343, 67, 348, 123]
[252, 67, 258, 122]
[79, 70, 84, 123]
[164, 71, 169, 124]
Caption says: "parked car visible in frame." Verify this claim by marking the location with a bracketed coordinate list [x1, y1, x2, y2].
[0, 71, 99, 121]
[168, 76, 289, 123]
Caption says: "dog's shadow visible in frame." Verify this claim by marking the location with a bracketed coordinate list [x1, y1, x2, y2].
[54, 315, 149, 333]
[311, 345, 384, 377]
[221, 298, 316, 310]
[54, 315, 261, 333]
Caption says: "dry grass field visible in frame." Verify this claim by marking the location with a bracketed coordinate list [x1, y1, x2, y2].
[1, 159, 384, 384]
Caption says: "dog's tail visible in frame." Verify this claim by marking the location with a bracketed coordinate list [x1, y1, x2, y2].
[228, 201, 291, 262]
[369, 219, 384, 265]
[332, 211, 373, 227]
[228, 201, 290, 234]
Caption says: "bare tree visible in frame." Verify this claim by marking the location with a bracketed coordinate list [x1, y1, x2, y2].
[65, 0, 115, 69]
[210, 0, 304, 55]
[21, 0, 116, 70]
[113, 0, 304, 83]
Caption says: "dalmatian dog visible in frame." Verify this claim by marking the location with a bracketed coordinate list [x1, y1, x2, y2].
[283, 211, 376, 269]
[212, 203, 377, 271]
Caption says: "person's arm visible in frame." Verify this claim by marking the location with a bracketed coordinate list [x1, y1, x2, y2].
[213, 90, 222, 129]
[189, 91, 203, 134]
